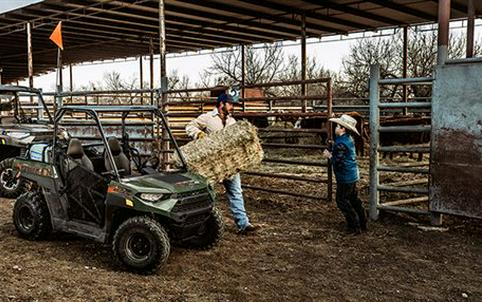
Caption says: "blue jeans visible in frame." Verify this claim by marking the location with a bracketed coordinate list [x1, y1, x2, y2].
[223, 173, 250, 231]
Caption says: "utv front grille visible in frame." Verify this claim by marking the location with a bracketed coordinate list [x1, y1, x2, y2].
[172, 190, 211, 213]
[176, 188, 208, 199]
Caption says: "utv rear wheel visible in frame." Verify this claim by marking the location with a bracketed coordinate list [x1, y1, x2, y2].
[13, 191, 52, 240]
[113, 216, 170, 274]
[0, 158, 29, 198]
[183, 208, 225, 250]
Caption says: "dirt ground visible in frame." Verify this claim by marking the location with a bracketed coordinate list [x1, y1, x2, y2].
[1, 157, 482, 302]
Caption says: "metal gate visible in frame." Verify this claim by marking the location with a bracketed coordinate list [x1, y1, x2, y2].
[368, 64, 433, 219]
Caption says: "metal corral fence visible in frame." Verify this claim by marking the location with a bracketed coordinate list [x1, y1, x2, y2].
[18, 80, 434, 203]
[164, 78, 334, 201]
[368, 64, 433, 220]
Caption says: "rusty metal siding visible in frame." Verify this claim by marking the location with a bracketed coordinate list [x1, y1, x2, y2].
[430, 63, 482, 218]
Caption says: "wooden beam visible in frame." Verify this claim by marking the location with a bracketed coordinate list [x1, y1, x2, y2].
[61, 0, 304, 38]
[303, 0, 401, 25]
[37, 3, 290, 42]
[177, 0, 346, 34]
[366, 0, 436, 21]
[430, 0, 467, 14]
[239, 0, 367, 30]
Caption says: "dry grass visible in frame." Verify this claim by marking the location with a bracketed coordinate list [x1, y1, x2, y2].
[175, 120, 263, 183]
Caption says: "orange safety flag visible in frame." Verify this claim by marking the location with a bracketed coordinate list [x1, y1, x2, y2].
[49, 21, 63, 50]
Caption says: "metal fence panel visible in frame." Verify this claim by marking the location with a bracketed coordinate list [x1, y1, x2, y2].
[430, 63, 482, 218]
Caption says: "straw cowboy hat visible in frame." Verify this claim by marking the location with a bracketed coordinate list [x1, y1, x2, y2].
[329, 114, 360, 136]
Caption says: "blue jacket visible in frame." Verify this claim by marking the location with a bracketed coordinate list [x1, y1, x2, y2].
[331, 133, 359, 184]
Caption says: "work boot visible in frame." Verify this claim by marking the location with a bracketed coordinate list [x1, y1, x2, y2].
[343, 225, 361, 236]
[358, 209, 368, 232]
[237, 223, 259, 235]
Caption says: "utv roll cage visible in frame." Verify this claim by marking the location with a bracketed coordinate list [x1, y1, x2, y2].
[0, 85, 53, 124]
[53, 105, 188, 181]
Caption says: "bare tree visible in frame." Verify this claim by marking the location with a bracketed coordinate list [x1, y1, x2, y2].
[342, 37, 399, 99]
[405, 30, 481, 97]
[341, 28, 482, 101]
[205, 43, 285, 86]
[276, 54, 337, 96]
[167, 69, 191, 101]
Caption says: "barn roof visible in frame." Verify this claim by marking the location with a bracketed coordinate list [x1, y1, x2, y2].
[0, 0, 480, 83]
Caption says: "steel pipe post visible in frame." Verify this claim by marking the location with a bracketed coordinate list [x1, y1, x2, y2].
[69, 64, 73, 104]
[69, 64, 73, 91]
[437, 0, 451, 65]
[301, 13, 307, 112]
[139, 55, 144, 91]
[241, 44, 246, 111]
[327, 79, 333, 202]
[159, 0, 169, 168]
[369, 65, 380, 220]
[402, 26, 408, 115]
[467, 0, 475, 58]
[27, 23, 33, 89]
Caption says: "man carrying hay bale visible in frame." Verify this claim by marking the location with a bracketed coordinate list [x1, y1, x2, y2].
[185, 89, 259, 235]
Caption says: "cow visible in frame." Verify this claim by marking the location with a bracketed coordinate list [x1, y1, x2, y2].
[377, 114, 431, 161]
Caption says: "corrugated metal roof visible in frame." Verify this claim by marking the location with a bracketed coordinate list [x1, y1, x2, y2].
[0, 0, 479, 83]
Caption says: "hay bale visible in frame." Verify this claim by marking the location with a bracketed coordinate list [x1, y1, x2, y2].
[175, 120, 263, 183]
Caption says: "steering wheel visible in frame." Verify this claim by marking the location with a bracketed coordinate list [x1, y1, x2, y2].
[18, 116, 33, 123]
[129, 147, 144, 171]
[130, 147, 160, 173]
[147, 154, 160, 170]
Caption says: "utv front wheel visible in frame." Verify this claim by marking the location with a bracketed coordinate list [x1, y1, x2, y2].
[0, 158, 29, 198]
[183, 208, 225, 250]
[13, 192, 52, 240]
[113, 216, 170, 274]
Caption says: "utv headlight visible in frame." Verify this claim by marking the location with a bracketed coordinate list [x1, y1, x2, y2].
[139, 193, 165, 202]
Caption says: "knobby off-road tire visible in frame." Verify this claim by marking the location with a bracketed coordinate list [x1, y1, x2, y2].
[183, 208, 225, 250]
[112, 216, 170, 274]
[13, 191, 52, 240]
[0, 157, 30, 198]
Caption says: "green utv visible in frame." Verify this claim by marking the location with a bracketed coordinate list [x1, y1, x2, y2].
[12, 105, 224, 274]
[0, 85, 54, 198]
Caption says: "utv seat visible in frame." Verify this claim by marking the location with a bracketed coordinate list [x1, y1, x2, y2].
[1, 117, 16, 125]
[104, 137, 131, 176]
[66, 138, 94, 171]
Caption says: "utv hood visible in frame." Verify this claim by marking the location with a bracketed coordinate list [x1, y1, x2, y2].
[1, 123, 54, 145]
[8, 124, 54, 133]
[121, 172, 208, 194]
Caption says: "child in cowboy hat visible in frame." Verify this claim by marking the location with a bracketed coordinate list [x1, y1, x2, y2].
[323, 114, 367, 235]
